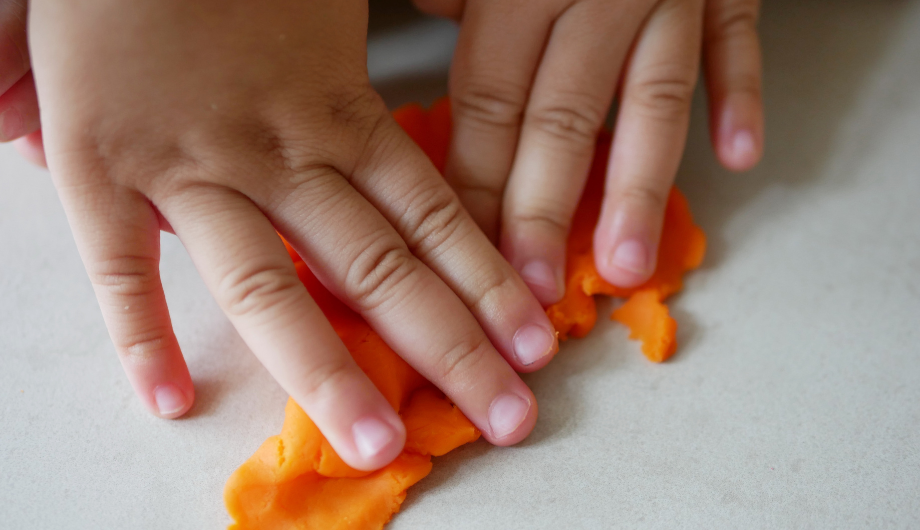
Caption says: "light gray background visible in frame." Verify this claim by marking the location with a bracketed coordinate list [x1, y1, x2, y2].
[2, 0, 919, 528]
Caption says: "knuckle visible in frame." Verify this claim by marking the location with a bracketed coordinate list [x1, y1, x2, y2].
[465, 264, 518, 313]
[619, 185, 669, 213]
[452, 80, 527, 129]
[324, 88, 385, 133]
[297, 356, 356, 402]
[268, 162, 344, 212]
[88, 255, 161, 298]
[240, 123, 299, 175]
[344, 238, 418, 312]
[116, 328, 173, 364]
[219, 260, 302, 320]
[453, 179, 504, 203]
[433, 337, 492, 385]
[708, 3, 759, 39]
[508, 207, 571, 240]
[401, 186, 469, 260]
[233, 118, 343, 184]
[526, 101, 605, 147]
[629, 66, 698, 119]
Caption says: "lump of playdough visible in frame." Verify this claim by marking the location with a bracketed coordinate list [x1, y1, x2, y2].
[224, 98, 706, 530]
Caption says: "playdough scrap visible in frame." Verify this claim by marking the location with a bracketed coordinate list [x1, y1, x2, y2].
[224, 99, 706, 529]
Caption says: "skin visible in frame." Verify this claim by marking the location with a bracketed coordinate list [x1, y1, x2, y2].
[0, 0, 764, 470]
[5, 0, 562, 472]
[414, 0, 764, 304]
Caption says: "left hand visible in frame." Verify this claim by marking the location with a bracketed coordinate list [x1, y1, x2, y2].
[415, 0, 764, 304]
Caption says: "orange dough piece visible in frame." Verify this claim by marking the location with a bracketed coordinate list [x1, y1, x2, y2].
[225, 257, 481, 529]
[611, 290, 677, 363]
[402, 387, 480, 457]
[225, 98, 706, 529]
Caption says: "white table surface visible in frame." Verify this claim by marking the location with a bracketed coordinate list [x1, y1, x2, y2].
[3, 1, 919, 528]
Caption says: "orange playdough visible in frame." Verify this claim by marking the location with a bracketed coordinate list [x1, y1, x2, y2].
[545, 130, 706, 360]
[224, 247, 480, 530]
[224, 98, 706, 529]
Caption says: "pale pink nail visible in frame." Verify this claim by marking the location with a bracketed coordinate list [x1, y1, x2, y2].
[488, 393, 530, 439]
[609, 239, 649, 274]
[512, 323, 556, 366]
[0, 108, 23, 142]
[154, 384, 187, 416]
[352, 417, 397, 460]
[732, 130, 756, 164]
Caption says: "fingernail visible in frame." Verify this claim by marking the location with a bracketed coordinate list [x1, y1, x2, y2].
[609, 239, 649, 274]
[512, 323, 556, 366]
[488, 393, 530, 439]
[0, 108, 23, 142]
[154, 384, 188, 416]
[732, 130, 756, 163]
[520, 260, 562, 300]
[352, 417, 397, 460]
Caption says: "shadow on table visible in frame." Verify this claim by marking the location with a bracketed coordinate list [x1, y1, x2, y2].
[181, 320, 274, 420]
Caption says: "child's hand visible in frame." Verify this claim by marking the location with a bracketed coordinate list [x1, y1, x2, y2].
[415, 0, 764, 303]
[28, 0, 558, 471]
[0, 0, 39, 151]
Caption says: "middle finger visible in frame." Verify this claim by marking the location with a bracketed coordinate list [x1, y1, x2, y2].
[445, 0, 559, 241]
[500, 0, 650, 304]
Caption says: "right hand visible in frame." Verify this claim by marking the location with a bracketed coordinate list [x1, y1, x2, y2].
[24, 0, 558, 471]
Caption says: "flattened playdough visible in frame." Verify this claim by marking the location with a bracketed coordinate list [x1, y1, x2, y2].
[224, 98, 706, 529]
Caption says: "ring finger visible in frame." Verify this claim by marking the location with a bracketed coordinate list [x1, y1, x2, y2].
[594, 0, 705, 287]
[445, 0, 558, 241]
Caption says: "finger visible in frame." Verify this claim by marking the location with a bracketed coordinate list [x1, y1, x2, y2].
[158, 186, 406, 471]
[500, 1, 648, 305]
[13, 129, 47, 168]
[0, 72, 40, 142]
[445, 0, 559, 241]
[704, 0, 763, 171]
[594, 0, 704, 287]
[412, 0, 464, 20]
[355, 114, 558, 374]
[261, 144, 540, 445]
[56, 182, 194, 419]
[0, 0, 29, 95]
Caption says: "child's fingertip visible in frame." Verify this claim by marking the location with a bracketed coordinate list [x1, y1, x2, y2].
[719, 126, 761, 172]
[598, 237, 655, 289]
[153, 383, 193, 418]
